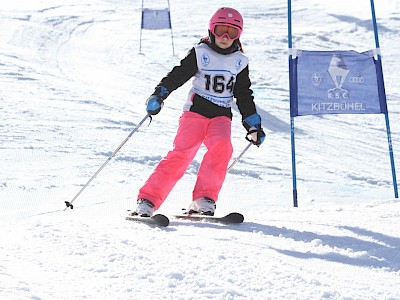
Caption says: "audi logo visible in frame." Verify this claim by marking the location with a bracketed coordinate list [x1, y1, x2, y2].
[349, 76, 365, 84]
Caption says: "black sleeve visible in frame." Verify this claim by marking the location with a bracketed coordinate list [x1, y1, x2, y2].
[154, 48, 198, 94]
[234, 65, 257, 121]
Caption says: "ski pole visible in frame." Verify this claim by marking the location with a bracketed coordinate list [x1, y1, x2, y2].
[64, 114, 151, 211]
[227, 142, 253, 173]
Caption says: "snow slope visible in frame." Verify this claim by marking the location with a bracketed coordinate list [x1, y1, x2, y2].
[1, 0, 400, 299]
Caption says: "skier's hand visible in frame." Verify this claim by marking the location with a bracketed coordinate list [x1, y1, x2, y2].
[146, 96, 163, 115]
[146, 86, 169, 115]
[243, 113, 265, 147]
[246, 127, 266, 147]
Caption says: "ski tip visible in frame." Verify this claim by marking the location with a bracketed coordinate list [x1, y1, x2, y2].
[225, 212, 244, 223]
[126, 214, 169, 227]
[153, 214, 170, 227]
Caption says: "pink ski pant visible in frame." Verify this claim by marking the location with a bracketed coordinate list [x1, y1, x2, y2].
[138, 111, 233, 210]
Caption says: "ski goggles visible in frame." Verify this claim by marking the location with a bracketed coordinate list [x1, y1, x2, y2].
[211, 24, 242, 40]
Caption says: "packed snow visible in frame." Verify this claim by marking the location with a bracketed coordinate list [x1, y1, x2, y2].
[1, 0, 400, 299]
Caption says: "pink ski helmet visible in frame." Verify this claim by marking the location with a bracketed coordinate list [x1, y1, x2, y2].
[209, 7, 243, 40]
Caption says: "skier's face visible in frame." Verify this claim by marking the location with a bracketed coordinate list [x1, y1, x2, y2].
[215, 35, 234, 49]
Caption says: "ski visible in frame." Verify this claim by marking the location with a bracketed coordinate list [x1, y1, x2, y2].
[172, 212, 244, 224]
[126, 214, 169, 227]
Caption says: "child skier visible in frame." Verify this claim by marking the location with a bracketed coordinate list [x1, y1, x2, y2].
[133, 7, 265, 217]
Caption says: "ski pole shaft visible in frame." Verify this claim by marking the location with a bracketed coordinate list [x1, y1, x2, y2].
[227, 142, 252, 173]
[64, 114, 150, 211]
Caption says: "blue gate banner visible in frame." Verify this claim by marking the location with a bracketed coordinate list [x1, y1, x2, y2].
[290, 50, 388, 117]
[141, 8, 171, 30]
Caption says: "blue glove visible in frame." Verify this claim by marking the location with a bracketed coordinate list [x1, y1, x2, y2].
[146, 86, 169, 115]
[243, 113, 266, 147]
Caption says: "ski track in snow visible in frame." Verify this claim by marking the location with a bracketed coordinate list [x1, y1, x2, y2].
[1, 0, 400, 299]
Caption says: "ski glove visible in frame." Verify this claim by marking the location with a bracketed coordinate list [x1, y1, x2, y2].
[146, 86, 169, 115]
[243, 113, 266, 147]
